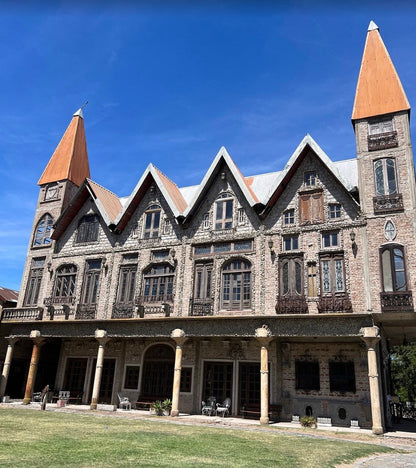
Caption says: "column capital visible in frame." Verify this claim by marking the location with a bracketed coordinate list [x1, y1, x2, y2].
[6, 336, 19, 345]
[360, 326, 381, 348]
[171, 329, 187, 346]
[94, 329, 110, 345]
[255, 325, 273, 346]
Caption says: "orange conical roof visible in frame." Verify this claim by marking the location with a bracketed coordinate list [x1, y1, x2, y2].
[352, 21, 410, 121]
[38, 108, 91, 186]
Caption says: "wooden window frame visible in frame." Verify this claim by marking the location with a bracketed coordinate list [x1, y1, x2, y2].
[117, 264, 137, 304]
[24, 258, 45, 306]
[320, 254, 345, 295]
[76, 214, 99, 243]
[374, 158, 398, 196]
[283, 209, 295, 225]
[221, 259, 251, 310]
[54, 264, 77, 299]
[380, 244, 408, 292]
[142, 264, 175, 302]
[280, 256, 303, 297]
[299, 190, 324, 225]
[215, 193, 234, 230]
[143, 204, 161, 239]
[194, 262, 213, 301]
[80, 260, 101, 305]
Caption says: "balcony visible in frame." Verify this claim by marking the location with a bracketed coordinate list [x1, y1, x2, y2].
[112, 303, 136, 319]
[380, 291, 414, 312]
[275, 295, 308, 314]
[373, 193, 404, 214]
[318, 295, 353, 313]
[189, 298, 214, 316]
[75, 304, 97, 320]
[44, 296, 76, 306]
[1, 307, 43, 322]
[368, 131, 398, 151]
[135, 296, 172, 317]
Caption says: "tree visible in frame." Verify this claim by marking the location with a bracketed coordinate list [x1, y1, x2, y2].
[391, 343, 416, 402]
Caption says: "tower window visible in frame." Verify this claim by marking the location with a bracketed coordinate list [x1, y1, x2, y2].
[33, 214, 54, 247]
[381, 245, 407, 292]
[374, 158, 398, 196]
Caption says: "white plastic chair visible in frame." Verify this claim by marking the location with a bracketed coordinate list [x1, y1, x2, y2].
[118, 393, 132, 411]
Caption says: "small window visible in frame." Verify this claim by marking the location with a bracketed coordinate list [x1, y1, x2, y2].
[329, 361, 356, 393]
[180, 367, 193, 393]
[152, 250, 170, 260]
[322, 231, 339, 248]
[33, 214, 54, 247]
[143, 204, 161, 238]
[329, 204, 341, 219]
[284, 209, 295, 225]
[124, 365, 140, 390]
[374, 158, 398, 196]
[295, 361, 320, 391]
[238, 208, 246, 225]
[163, 218, 172, 235]
[283, 235, 299, 251]
[76, 214, 99, 243]
[215, 193, 233, 230]
[304, 171, 317, 187]
[203, 213, 210, 230]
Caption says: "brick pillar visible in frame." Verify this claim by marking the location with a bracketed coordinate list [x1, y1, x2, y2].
[361, 326, 384, 434]
[22, 331, 44, 405]
[255, 326, 273, 425]
[90, 330, 109, 410]
[0, 337, 18, 399]
[170, 329, 187, 417]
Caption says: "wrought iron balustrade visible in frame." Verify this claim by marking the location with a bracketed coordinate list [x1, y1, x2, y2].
[75, 303, 97, 320]
[380, 291, 413, 312]
[368, 131, 398, 151]
[135, 296, 172, 317]
[112, 303, 136, 319]
[275, 295, 308, 314]
[189, 298, 214, 316]
[1, 307, 43, 322]
[44, 296, 76, 306]
[317, 295, 353, 313]
[373, 193, 404, 214]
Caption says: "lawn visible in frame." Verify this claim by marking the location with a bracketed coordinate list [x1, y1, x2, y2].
[0, 407, 395, 467]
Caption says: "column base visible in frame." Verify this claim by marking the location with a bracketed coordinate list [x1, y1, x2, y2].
[372, 426, 384, 435]
[170, 409, 179, 417]
[22, 398, 31, 405]
[90, 402, 97, 410]
[259, 417, 269, 425]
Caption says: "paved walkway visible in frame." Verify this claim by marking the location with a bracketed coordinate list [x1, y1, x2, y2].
[2, 401, 416, 467]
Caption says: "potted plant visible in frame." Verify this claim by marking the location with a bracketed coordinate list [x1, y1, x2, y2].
[300, 416, 317, 428]
[151, 400, 164, 416]
[162, 399, 172, 416]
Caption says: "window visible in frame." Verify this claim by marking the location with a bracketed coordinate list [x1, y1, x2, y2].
[163, 218, 172, 235]
[203, 213, 210, 229]
[24, 258, 45, 306]
[180, 367, 193, 393]
[369, 118, 394, 135]
[44, 183, 60, 201]
[374, 158, 398, 196]
[194, 263, 213, 301]
[76, 214, 99, 243]
[295, 361, 320, 391]
[381, 245, 407, 292]
[284, 209, 295, 225]
[238, 208, 246, 225]
[194, 240, 253, 256]
[329, 361, 356, 393]
[143, 204, 161, 238]
[329, 204, 341, 219]
[142, 264, 174, 302]
[307, 262, 317, 297]
[299, 191, 324, 225]
[215, 193, 233, 230]
[117, 265, 137, 304]
[221, 259, 251, 310]
[320, 255, 345, 294]
[280, 256, 303, 297]
[80, 260, 101, 305]
[283, 235, 299, 251]
[152, 250, 170, 261]
[124, 365, 140, 390]
[33, 214, 53, 247]
[54, 264, 77, 299]
[322, 231, 339, 248]
[304, 171, 317, 187]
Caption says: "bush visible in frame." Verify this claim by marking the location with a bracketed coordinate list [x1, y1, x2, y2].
[300, 416, 317, 428]
[151, 399, 172, 416]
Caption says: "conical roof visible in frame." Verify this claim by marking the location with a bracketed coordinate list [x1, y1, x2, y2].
[38, 108, 91, 186]
[352, 21, 410, 120]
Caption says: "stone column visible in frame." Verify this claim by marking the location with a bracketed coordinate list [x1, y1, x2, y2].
[170, 329, 187, 417]
[255, 326, 273, 425]
[361, 326, 384, 434]
[0, 337, 18, 399]
[22, 331, 44, 405]
[90, 330, 109, 410]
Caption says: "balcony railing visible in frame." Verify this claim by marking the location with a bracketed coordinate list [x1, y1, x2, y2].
[189, 298, 214, 316]
[135, 296, 172, 317]
[373, 193, 404, 214]
[1, 307, 43, 322]
[75, 304, 97, 320]
[317, 295, 353, 313]
[368, 131, 398, 151]
[275, 295, 308, 314]
[44, 296, 76, 306]
[380, 291, 414, 312]
[112, 303, 136, 319]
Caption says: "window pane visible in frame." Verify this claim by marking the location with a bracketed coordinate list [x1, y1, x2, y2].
[295, 261, 302, 294]
[382, 250, 393, 291]
[393, 248, 406, 291]
[282, 262, 289, 295]
[322, 260, 330, 293]
[335, 259, 344, 292]
[375, 160, 384, 195]
[387, 159, 397, 194]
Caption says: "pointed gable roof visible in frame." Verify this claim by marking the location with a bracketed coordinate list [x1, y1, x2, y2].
[38, 108, 91, 187]
[352, 21, 410, 120]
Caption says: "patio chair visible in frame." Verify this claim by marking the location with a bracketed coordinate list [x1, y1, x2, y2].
[201, 396, 217, 416]
[216, 397, 231, 417]
[118, 393, 132, 411]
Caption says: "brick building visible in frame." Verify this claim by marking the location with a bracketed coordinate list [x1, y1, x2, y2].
[1, 21, 415, 433]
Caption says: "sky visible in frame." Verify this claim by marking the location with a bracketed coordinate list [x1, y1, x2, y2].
[1, 1, 416, 291]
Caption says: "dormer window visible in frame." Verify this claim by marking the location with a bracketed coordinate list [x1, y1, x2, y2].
[76, 214, 99, 243]
[143, 204, 161, 238]
[284, 209, 295, 225]
[304, 171, 317, 187]
[215, 193, 233, 230]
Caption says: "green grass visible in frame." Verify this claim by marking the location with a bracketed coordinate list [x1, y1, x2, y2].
[0, 408, 395, 467]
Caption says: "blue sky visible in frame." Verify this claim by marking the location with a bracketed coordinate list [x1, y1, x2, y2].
[1, 1, 416, 291]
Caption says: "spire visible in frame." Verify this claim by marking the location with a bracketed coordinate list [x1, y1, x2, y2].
[352, 21, 410, 121]
[38, 108, 91, 186]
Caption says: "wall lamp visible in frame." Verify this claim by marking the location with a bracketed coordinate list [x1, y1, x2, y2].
[268, 239, 275, 256]
[350, 231, 357, 256]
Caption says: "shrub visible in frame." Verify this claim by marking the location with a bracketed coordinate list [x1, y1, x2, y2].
[300, 416, 317, 428]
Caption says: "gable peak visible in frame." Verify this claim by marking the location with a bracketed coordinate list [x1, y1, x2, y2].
[368, 20, 378, 31]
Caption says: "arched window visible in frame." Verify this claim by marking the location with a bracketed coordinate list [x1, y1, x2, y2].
[143, 204, 161, 238]
[142, 263, 174, 302]
[141, 344, 174, 398]
[374, 158, 398, 196]
[221, 259, 251, 310]
[381, 245, 407, 292]
[33, 214, 53, 247]
[54, 264, 77, 300]
[76, 214, 99, 243]
[280, 257, 303, 297]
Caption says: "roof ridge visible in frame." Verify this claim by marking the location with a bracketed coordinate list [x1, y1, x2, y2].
[87, 178, 119, 198]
